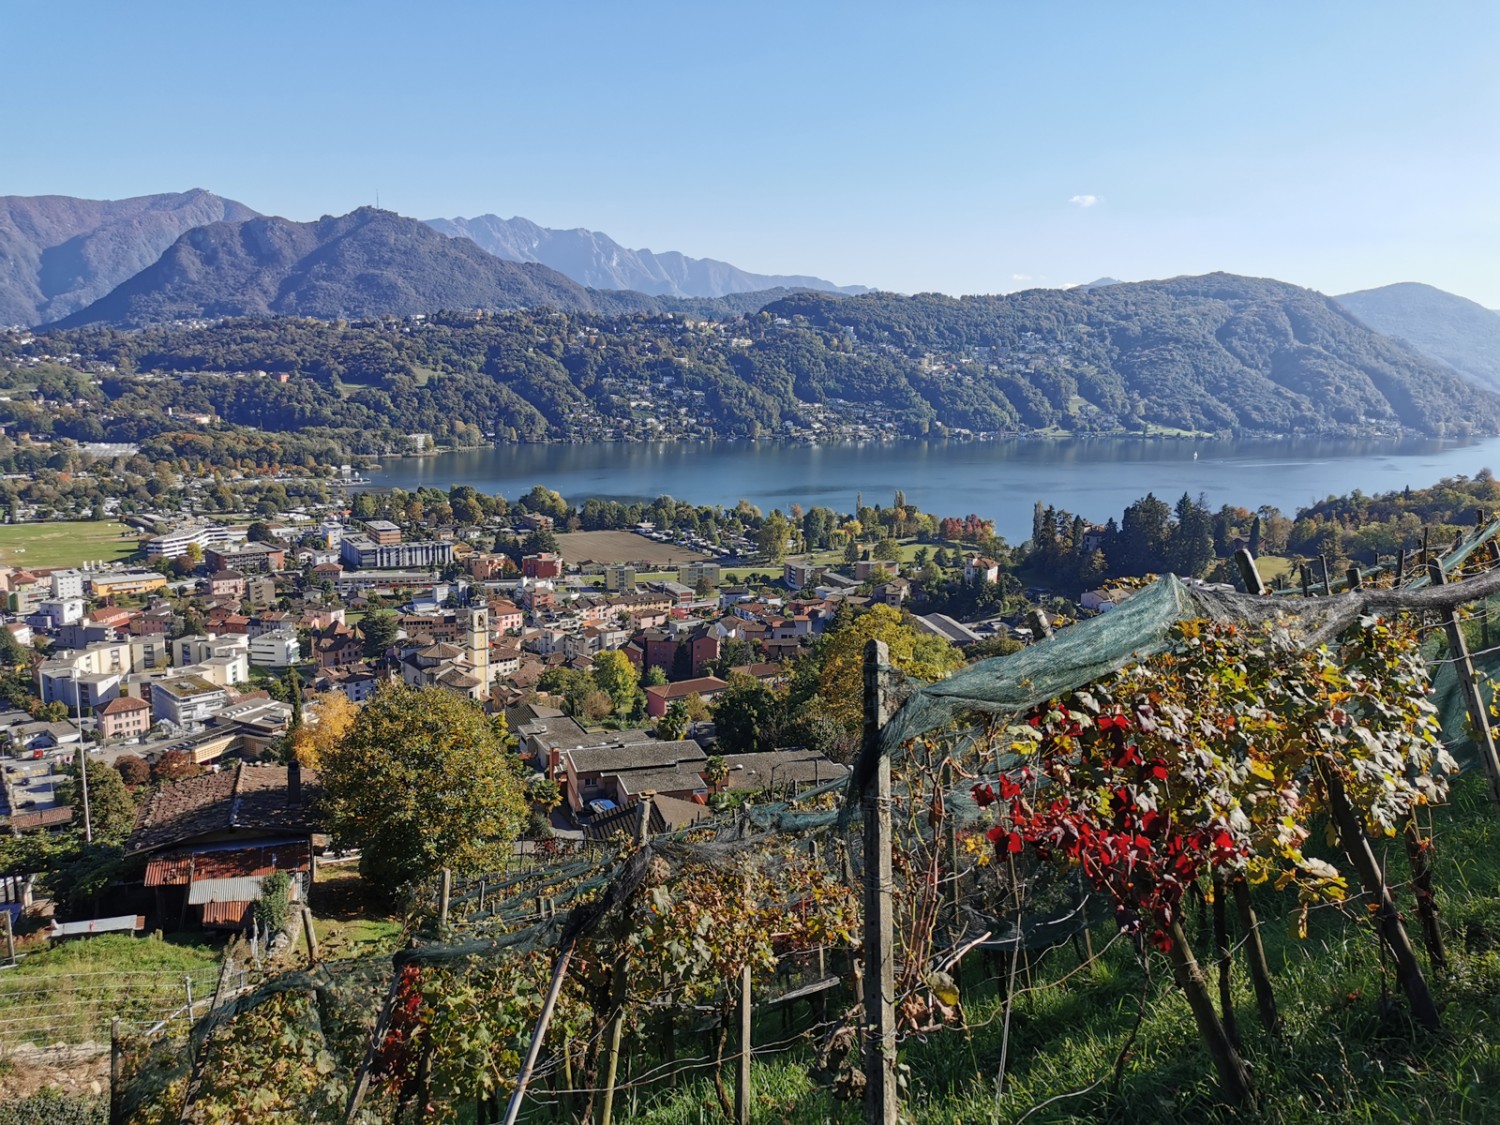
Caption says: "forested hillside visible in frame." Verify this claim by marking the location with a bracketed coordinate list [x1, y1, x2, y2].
[766, 273, 1497, 435]
[10, 272, 1499, 462]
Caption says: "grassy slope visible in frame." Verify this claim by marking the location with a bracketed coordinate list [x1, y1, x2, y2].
[627, 774, 1500, 1123]
[0, 521, 139, 570]
[0, 933, 221, 1045]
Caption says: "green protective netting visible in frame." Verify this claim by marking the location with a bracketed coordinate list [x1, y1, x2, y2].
[1428, 609, 1500, 763]
[845, 576, 1355, 807]
[1401, 514, 1500, 590]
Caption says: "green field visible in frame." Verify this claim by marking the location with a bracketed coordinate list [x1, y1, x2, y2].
[0, 521, 140, 570]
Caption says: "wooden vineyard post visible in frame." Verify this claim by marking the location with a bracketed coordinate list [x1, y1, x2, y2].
[599, 793, 653, 1125]
[1300, 565, 1312, 599]
[1231, 880, 1281, 1035]
[1165, 918, 1254, 1106]
[737, 870, 753, 1125]
[947, 758, 963, 919]
[861, 639, 898, 1125]
[1395, 548, 1406, 586]
[343, 971, 402, 1124]
[636, 792, 654, 845]
[1346, 566, 1362, 592]
[301, 905, 319, 966]
[1318, 555, 1332, 596]
[438, 868, 451, 931]
[1234, 548, 1266, 596]
[501, 940, 579, 1125]
[110, 1017, 123, 1125]
[809, 840, 828, 1024]
[1427, 560, 1500, 811]
[1321, 762, 1440, 1030]
[2, 907, 13, 965]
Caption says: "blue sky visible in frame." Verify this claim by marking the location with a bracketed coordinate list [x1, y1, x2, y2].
[7, 2, 1497, 303]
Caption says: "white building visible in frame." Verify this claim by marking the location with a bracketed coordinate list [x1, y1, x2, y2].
[36, 667, 121, 713]
[189, 653, 250, 688]
[150, 675, 229, 726]
[248, 630, 300, 669]
[50, 570, 85, 600]
[33, 599, 86, 629]
[143, 524, 233, 560]
[171, 633, 249, 667]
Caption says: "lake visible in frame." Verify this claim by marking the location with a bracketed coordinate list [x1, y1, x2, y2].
[365, 435, 1500, 545]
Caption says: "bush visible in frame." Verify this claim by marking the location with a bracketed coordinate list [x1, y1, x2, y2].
[151, 749, 200, 783]
[0, 1090, 105, 1125]
[114, 754, 150, 787]
[253, 871, 292, 937]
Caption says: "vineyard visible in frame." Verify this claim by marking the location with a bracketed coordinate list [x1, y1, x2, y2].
[106, 530, 1500, 1123]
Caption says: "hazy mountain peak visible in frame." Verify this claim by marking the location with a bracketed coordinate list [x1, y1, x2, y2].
[424, 213, 867, 299]
[49, 208, 620, 329]
[1335, 282, 1500, 394]
[0, 189, 259, 326]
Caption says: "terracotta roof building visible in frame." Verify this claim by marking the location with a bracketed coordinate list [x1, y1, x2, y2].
[127, 761, 323, 931]
[127, 761, 322, 857]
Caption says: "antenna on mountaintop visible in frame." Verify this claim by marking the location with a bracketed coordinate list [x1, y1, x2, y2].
[376, 189, 380, 209]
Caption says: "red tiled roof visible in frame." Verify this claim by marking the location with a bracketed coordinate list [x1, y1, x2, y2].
[99, 696, 150, 715]
[643, 676, 729, 700]
[8, 806, 74, 832]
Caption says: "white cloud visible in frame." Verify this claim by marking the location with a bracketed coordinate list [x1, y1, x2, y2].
[1011, 273, 1032, 281]
[1068, 194, 1100, 208]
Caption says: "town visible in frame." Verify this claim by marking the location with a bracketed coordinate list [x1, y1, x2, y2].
[0, 484, 1143, 938]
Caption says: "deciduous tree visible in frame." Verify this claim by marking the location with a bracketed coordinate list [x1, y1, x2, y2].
[319, 685, 526, 888]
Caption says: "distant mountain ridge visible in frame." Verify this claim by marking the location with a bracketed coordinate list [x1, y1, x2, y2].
[761, 273, 1500, 437]
[29, 271, 1500, 447]
[425, 213, 867, 299]
[0, 189, 258, 326]
[49, 208, 671, 328]
[1335, 282, 1500, 394]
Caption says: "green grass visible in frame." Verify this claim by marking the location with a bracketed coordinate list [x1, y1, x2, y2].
[0, 932, 221, 1045]
[301, 866, 404, 963]
[0, 521, 139, 570]
[1256, 554, 1296, 583]
[624, 773, 1500, 1123]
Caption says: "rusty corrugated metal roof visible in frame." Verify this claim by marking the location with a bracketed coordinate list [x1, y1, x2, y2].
[143, 855, 194, 887]
[200, 901, 250, 928]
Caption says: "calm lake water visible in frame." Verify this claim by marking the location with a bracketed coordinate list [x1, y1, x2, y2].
[367, 436, 1500, 545]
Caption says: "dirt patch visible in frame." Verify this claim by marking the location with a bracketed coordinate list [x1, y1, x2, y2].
[1, 1042, 109, 1099]
[557, 530, 714, 568]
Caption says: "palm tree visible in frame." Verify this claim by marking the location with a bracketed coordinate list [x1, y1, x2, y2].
[704, 754, 729, 795]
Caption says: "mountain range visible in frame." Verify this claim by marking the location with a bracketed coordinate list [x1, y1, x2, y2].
[6, 192, 1500, 432]
[1334, 282, 1500, 395]
[47, 208, 669, 329]
[424, 213, 865, 299]
[0, 189, 258, 326]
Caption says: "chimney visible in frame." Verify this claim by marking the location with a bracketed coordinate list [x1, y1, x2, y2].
[287, 759, 302, 807]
